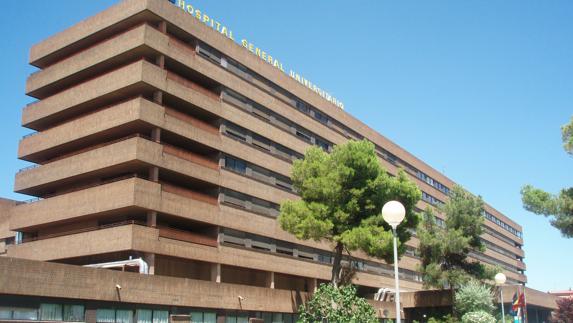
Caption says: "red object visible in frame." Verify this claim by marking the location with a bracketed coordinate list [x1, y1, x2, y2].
[512, 291, 525, 312]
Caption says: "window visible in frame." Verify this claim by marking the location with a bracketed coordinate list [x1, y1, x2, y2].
[296, 101, 309, 114]
[225, 156, 247, 174]
[222, 190, 247, 209]
[12, 308, 38, 321]
[0, 308, 38, 321]
[191, 311, 216, 323]
[115, 310, 133, 323]
[313, 110, 329, 124]
[315, 138, 330, 152]
[295, 129, 311, 142]
[40, 304, 62, 321]
[225, 126, 247, 141]
[252, 135, 271, 151]
[136, 310, 168, 323]
[196, 43, 222, 64]
[225, 314, 248, 323]
[64, 305, 85, 322]
[97, 309, 133, 323]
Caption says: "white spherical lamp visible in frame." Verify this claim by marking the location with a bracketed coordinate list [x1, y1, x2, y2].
[382, 200, 406, 228]
[495, 272, 507, 286]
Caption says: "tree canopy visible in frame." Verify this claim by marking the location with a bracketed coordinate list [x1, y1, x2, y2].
[278, 140, 421, 286]
[552, 297, 573, 323]
[521, 116, 573, 238]
[562, 116, 573, 155]
[417, 185, 496, 290]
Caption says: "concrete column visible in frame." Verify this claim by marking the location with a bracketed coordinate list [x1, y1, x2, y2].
[155, 55, 165, 69]
[148, 167, 159, 182]
[144, 253, 155, 275]
[153, 90, 163, 105]
[146, 211, 157, 227]
[307, 278, 317, 293]
[211, 263, 221, 283]
[158, 21, 167, 34]
[151, 127, 161, 143]
[266, 271, 275, 289]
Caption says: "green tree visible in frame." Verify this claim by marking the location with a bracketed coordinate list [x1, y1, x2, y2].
[297, 284, 377, 323]
[417, 185, 496, 314]
[279, 140, 421, 286]
[521, 117, 573, 238]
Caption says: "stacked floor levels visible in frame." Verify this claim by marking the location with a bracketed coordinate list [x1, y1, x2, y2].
[3, 0, 528, 321]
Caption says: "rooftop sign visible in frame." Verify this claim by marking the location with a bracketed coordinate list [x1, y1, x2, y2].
[169, 0, 345, 110]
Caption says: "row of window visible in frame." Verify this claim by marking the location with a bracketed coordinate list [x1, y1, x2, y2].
[422, 191, 445, 207]
[97, 309, 168, 323]
[221, 189, 280, 218]
[0, 304, 84, 322]
[484, 211, 522, 238]
[0, 305, 299, 323]
[196, 41, 451, 198]
[483, 226, 521, 248]
[222, 122, 303, 162]
[220, 228, 423, 283]
[416, 171, 450, 195]
[481, 238, 522, 261]
[198, 38, 523, 243]
[469, 251, 523, 274]
[222, 89, 331, 152]
[223, 156, 293, 192]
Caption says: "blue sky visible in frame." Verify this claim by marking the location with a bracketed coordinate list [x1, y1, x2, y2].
[0, 1, 571, 292]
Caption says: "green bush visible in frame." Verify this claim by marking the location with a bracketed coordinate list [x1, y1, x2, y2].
[461, 311, 496, 323]
[455, 280, 495, 315]
[297, 284, 377, 323]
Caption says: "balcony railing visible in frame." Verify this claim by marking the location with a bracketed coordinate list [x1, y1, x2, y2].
[166, 71, 221, 102]
[161, 183, 218, 205]
[158, 226, 217, 247]
[164, 107, 220, 135]
[23, 173, 143, 204]
[162, 144, 218, 170]
[19, 220, 146, 243]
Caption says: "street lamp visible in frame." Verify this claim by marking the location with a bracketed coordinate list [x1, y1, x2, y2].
[382, 200, 406, 323]
[495, 272, 507, 323]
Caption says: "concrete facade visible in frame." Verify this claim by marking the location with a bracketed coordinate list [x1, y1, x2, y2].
[0, 0, 548, 322]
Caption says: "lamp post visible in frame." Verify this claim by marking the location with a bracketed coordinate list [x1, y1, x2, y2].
[495, 272, 507, 323]
[382, 200, 406, 323]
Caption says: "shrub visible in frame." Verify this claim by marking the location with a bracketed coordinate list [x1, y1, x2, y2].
[455, 280, 495, 315]
[297, 284, 377, 323]
[461, 311, 496, 323]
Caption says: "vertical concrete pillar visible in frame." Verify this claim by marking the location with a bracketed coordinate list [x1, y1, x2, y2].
[155, 55, 165, 69]
[266, 271, 275, 289]
[151, 127, 161, 143]
[211, 263, 221, 283]
[153, 90, 163, 105]
[148, 167, 159, 182]
[158, 21, 167, 34]
[144, 253, 155, 275]
[146, 211, 157, 227]
[307, 278, 317, 293]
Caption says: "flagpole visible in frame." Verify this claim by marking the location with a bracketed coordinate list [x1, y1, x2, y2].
[522, 285, 529, 323]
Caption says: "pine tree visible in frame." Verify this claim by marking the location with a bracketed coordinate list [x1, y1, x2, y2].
[417, 185, 496, 315]
[278, 140, 421, 286]
[521, 116, 573, 237]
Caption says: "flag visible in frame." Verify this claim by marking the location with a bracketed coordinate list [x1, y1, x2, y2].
[512, 291, 525, 313]
[509, 292, 519, 315]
